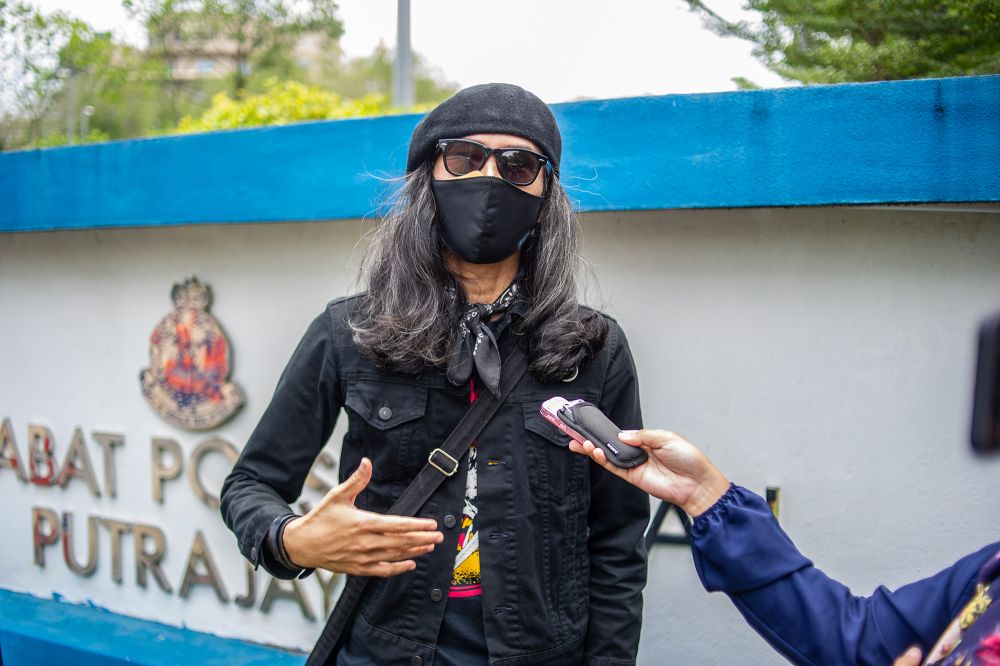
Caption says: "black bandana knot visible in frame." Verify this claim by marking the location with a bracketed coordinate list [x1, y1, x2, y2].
[447, 282, 519, 396]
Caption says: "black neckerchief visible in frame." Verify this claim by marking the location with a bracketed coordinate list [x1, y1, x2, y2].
[446, 280, 521, 396]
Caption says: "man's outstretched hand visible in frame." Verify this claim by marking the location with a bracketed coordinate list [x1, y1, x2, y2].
[283, 457, 443, 576]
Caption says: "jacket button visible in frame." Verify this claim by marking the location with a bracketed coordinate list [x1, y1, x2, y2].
[250, 545, 257, 561]
[430, 588, 443, 602]
[378, 406, 393, 421]
[443, 514, 457, 529]
[411, 657, 423, 666]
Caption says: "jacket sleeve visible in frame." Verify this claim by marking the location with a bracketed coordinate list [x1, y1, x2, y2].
[691, 484, 998, 666]
[584, 322, 651, 665]
[220, 308, 343, 579]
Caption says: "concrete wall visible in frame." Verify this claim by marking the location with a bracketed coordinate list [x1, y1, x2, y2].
[2, 205, 998, 662]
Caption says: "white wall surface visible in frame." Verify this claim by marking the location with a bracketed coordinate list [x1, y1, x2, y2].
[1, 206, 998, 663]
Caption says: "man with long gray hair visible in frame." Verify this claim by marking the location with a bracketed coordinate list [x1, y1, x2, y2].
[221, 83, 650, 665]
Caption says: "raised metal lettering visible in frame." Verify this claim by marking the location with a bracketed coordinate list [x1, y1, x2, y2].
[151, 438, 183, 504]
[62, 512, 98, 577]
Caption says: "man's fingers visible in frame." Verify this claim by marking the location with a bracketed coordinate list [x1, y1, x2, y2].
[364, 543, 437, 563]
[361, 530, 444, 552]
[319, 457, 373, 506]
[366, 512, 440, 535]
[342, 457, 373, 502]
[363, 560, 418, 577]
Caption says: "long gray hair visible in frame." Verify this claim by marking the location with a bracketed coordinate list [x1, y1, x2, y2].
[350, 162, 608, 382]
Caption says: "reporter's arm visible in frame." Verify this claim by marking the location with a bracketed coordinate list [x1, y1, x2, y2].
[570, 430, 995, 664]
[692, 486, 996, 665]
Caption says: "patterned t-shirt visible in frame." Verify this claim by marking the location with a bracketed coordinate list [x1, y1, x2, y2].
[451, 386, 482, 598]
[438, 319, 511, 664]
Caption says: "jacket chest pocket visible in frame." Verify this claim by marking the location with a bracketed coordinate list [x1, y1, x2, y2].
[343, 379, 428, 484]
[521, 402, 587, 502]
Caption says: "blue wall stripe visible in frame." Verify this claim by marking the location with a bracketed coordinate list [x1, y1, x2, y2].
[1, 75, 998, 233]
[0, 589, 305, 665]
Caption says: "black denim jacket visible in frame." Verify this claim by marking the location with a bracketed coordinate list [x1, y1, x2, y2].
[220, 295, 650, 665]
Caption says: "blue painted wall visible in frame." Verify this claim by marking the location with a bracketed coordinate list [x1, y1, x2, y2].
[1, 75, 998, 233]
[0, 590, 305, 665]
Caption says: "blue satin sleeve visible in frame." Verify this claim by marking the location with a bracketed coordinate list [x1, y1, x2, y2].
[689, 484, 998, 665]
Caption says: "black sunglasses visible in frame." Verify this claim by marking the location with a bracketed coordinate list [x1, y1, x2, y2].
[436, 139, 551, 187]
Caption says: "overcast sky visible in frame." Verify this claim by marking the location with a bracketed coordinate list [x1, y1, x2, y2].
[28, 0, 792, 103]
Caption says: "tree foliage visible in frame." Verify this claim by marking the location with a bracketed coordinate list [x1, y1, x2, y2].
[684, 0, 1000, 84]
[0, 2, 86, 147]
[175, 78, 405, 132]
[58, 27, 176, 142]
[1, 2, 198, 149]
[124, 0, 345, 95]
[1, 0, 456, 150]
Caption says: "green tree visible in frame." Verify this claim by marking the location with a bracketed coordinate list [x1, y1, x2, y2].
[56, 27, 176, 144]
[684, 0, 1000, 84]
[0, 3, 190, 150]
[1, 0, 456, 148]
[124, 0, 345, 96]
[174, 78, 398, 132]
[0, 2, 86, 148]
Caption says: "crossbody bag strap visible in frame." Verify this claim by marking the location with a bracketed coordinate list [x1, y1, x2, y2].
[306, 344, 530, 666]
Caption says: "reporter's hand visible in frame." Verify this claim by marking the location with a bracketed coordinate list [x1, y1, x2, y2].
[568, 429, 730, 517]
[893, 646, 923, 666]
[282, 457, 443, 576]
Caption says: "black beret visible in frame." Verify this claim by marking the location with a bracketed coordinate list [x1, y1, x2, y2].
[406, 83, 561, 175]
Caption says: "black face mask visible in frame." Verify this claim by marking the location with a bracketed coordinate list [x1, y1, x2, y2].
[431, 176, 543, 264]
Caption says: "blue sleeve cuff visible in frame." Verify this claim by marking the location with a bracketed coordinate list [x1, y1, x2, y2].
[690, 484, 812, 593]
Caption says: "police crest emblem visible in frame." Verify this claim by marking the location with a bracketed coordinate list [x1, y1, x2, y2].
[140, 277, 243, 430]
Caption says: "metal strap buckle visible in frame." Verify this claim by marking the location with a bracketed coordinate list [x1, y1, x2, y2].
[428, 448, 459, 477]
